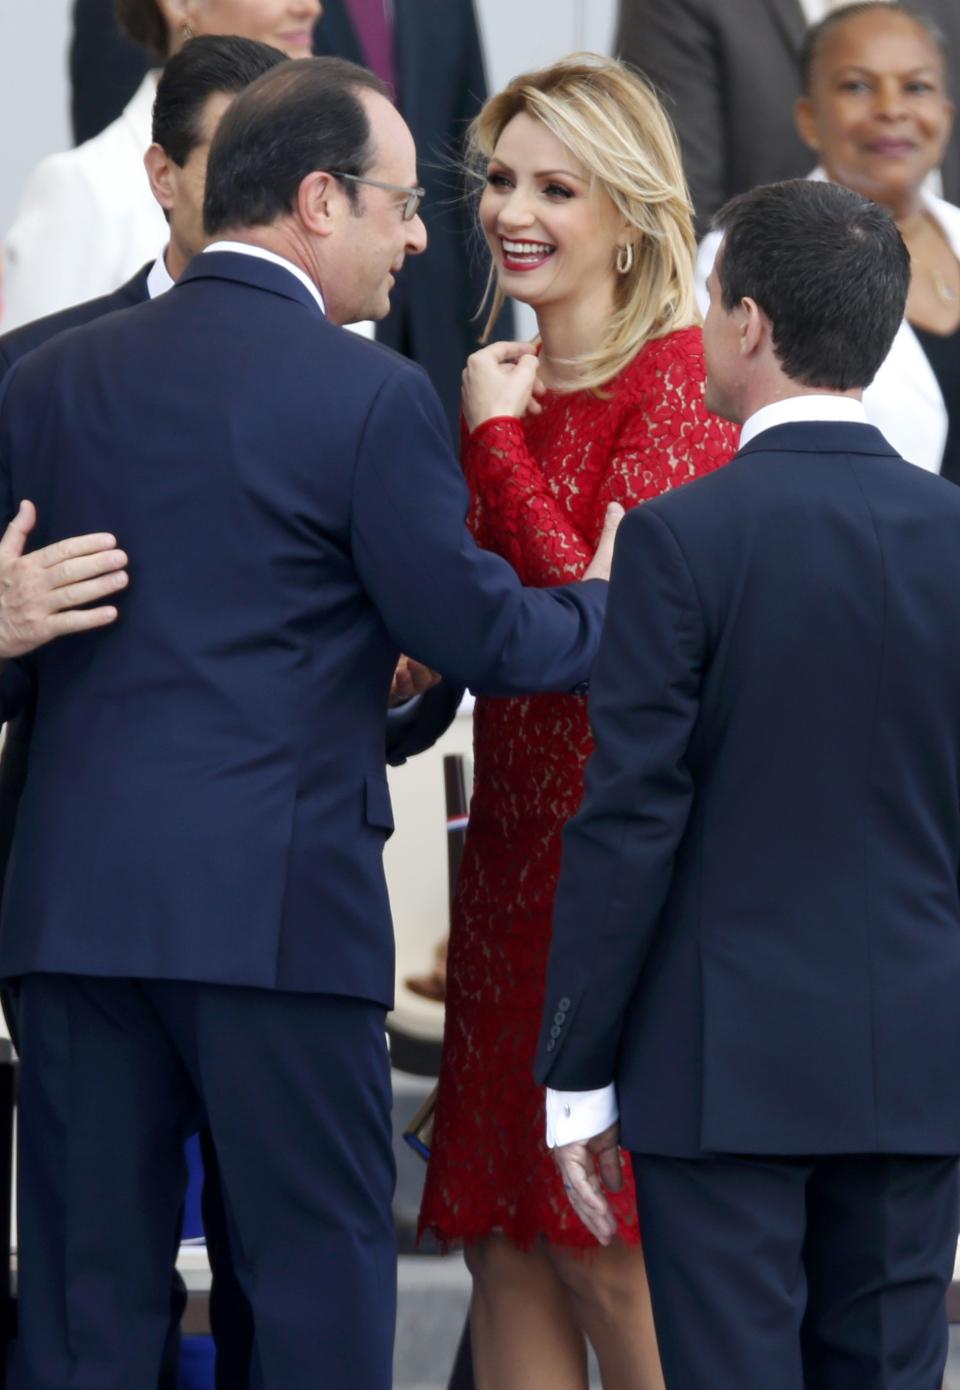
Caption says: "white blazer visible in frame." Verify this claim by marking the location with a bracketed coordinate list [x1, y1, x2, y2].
[1, 74, 168, 332]
[695, 172, 960, 475]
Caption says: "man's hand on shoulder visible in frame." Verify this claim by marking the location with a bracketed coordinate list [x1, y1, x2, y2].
[0, 500, 128, 659]
[582, 503, 625, 584]
[552, 1122, 623, 1245]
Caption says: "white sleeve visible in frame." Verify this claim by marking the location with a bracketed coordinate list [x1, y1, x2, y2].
[545, 1084, 619, 1148]
[2, 153, 105, 330]
[694, 230, 723, 318]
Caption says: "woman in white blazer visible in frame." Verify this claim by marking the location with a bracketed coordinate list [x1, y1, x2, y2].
[1, 0, 320, 332]
[696, 2, 960, 479]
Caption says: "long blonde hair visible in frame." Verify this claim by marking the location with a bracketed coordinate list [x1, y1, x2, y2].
[468, 53, 699, 392]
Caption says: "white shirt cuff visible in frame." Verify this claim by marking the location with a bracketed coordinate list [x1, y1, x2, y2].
[545, 1084, 619, 1148]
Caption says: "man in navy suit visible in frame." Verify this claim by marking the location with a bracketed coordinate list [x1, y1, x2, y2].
[0, 56, 615, 1390]
[537, 179, 960, 1389]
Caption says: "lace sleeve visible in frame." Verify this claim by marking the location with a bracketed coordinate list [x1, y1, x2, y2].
[463, 415, 594, 586]
[595, 351, 738, 512]
[462, 341, 738, 588]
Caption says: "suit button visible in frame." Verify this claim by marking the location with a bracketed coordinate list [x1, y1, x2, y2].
[563, 1103, 571, 1118]
[550, 1025, 562, 1039]
[558, 997, 571, 1012]
[554, 1012, 566, 1026]
[546, 1039, 555, 1052]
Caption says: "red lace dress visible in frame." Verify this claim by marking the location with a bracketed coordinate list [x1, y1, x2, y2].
[419, 326, 739, 1250]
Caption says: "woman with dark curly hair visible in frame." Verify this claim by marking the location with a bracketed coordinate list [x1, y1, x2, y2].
[1, 0, 319, 331]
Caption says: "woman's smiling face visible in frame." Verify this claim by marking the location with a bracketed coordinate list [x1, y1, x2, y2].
[795, 8, 954, 210]
[479, 112, 626, 312]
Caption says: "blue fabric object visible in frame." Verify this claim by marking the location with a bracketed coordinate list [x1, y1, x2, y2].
[180, 1338, 215, 1390]
[179, 1137, 215, 1389]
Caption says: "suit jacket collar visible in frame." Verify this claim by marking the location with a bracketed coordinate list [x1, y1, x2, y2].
[176, 251, 323, 315]
[115, 262, 153, 307]
[737, 420, 902, 460]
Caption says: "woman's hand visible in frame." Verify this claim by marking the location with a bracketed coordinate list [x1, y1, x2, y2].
[462, 342, 546, 432]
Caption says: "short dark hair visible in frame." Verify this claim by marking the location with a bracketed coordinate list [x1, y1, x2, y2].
[799, 3, 949, 96]
[203, 57, 390, 236]
[713, 180, 910, 390]
[152, 37, 289, 167]
[116, 0, 169, 60]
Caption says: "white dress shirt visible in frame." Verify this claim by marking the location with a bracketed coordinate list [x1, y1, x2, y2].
[145, 252, 175, 301]
[546, 391, 870, 1150]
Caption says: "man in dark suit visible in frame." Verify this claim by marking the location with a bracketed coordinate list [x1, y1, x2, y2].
[0, 56, 615, 1390]
[536, 179, 960, 1388]
[2, 35, 459, 1390]
[617, 0, 960, 233]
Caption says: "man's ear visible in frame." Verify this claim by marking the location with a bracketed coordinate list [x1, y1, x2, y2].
[297, 171, 339, 238]
[144, 144, 177, 214]
[739, 297, 767, 357]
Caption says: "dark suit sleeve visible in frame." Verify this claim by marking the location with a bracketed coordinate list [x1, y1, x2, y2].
[617, 0, 727, 233]
[386, 680, 464, 766]
[534, 505, 706, 1089]
[350, 365, 605, 695]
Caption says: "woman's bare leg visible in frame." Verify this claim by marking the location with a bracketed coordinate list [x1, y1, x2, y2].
[548, 1240, 666, 1390]
[465, 1235, 589, 1390]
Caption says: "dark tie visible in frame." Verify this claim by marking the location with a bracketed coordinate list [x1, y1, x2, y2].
[346, 0, 396, 95]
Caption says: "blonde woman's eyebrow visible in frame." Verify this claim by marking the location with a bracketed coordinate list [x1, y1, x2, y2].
[487, 159, 588, 183]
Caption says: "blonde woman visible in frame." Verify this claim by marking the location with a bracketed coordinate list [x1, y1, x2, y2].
[419, 55, 738, 1390]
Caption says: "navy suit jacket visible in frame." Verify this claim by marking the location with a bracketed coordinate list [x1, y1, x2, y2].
[0, 265, 154, 898]
[0, 260, 457, 907]
[537, 421, 960, 1157]
[0, 251, 603, 1005]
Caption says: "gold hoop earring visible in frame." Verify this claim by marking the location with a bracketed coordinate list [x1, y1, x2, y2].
[616, 243, 634, 276]
[181, 23, 194, 39]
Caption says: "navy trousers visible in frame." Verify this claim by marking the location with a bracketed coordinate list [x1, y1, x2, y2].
[632, 1151, 959, 1390]
[11, 975, 396, 1390]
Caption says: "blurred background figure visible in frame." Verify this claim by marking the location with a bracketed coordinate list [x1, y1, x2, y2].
[24, 0, 506, 438]
[698, 3, 960, 480]
[418, 53, 737, 1390]
[1, 1, 321, 332]
[616, 0, 960, 236]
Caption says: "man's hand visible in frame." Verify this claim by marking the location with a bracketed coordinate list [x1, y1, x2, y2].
[389, 655, 441, 707]
[552, 1122, 623, 1245]
[582, 503, 625, 584]
[0, 500, 128, 659]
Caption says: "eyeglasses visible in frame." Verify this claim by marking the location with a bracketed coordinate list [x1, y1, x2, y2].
[331, 172, 425, 222]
